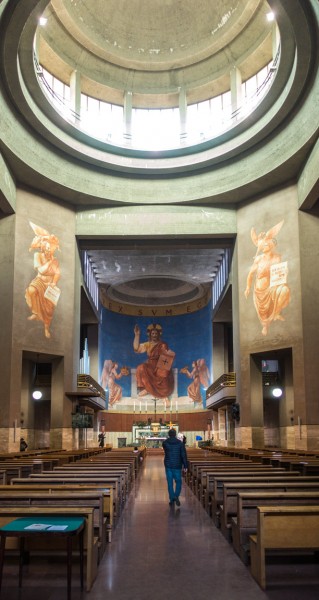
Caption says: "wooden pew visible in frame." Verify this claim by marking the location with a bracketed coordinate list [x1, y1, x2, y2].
[190, 460, 258, 496]
[249, 505, 319, 589]
[187, 457, 280, 495]
[11, 475, 122, 520]
[205, 470, 302, 518]
[0, 483, 114, 541]
[218, 476, 319, 536]
[0, 464, 33, 483]
[0, 490, 108, 555]
[231, 487, 319, 562]
[53, 464, 132, 494]
[187, 458, 256, 491]
[0, 506, 97, 592]
[198, 465, 287, 507]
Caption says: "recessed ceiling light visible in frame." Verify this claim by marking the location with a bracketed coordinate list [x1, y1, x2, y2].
[266, 12, 275, 22]
[39, 16, 47, 26]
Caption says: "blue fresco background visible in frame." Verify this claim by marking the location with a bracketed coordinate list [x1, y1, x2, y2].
[99, 301, 212, 408]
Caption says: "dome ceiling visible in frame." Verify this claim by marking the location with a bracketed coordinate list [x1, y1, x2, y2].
[85, 245, 226, 308]
[41, 0, 272, 101]
[49, 0, 268, 71]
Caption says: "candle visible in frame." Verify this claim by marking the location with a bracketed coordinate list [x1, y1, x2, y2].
[175, 400, 178, 412]
[145, 401, 147, 412]
[139, 401, 142, 413]
[133, 401, 136, 413]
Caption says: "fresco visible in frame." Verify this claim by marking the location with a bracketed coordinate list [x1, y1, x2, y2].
[244, 220, 291, 335]
[25, 222, 61, 338]
[99, 303, 212, 411]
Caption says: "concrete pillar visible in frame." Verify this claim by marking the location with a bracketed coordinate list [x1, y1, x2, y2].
[272, 22, 280, 62]
[179, 87, 187, 138]
[212, 323, 229, 379]
[70, 70, 81, 123]
[230, 66, 242, 114]
[124, 91, 133, 139]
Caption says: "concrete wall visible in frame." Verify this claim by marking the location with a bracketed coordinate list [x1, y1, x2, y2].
[0, 189, 80, 451]
[234, 185, 308, 448]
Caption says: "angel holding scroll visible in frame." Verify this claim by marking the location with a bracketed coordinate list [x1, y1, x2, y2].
[244, 220, 290, 336]
[25, 222, 61, 339]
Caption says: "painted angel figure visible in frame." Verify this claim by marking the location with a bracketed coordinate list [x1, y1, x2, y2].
[25, 222, 61, 338]
[180, 358, 210, 404]
[100, 360, 129, 406]
[244, 220, 291, 335]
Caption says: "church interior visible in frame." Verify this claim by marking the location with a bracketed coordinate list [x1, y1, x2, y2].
[0, 0, 319, 597]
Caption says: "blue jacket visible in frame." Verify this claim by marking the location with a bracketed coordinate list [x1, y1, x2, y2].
[162, 436, 188, 469]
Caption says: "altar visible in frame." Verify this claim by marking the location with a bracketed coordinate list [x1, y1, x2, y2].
[132, 424, 179, 447]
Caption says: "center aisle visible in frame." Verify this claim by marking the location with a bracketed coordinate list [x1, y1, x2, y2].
[92, 453, 271, 600]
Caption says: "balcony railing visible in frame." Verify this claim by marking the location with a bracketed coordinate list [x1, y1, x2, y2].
[77, 374, 106, 402]
[206, 372, 236, 408]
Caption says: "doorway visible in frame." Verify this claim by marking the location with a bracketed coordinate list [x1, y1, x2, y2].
[22, 351, 53, 449]
[250, 348, 294, 448]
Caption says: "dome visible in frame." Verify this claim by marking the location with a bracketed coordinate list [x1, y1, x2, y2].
[39, 0, 273, 102]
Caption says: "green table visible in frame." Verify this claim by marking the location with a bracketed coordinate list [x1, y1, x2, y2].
[0, 515, 85, 600]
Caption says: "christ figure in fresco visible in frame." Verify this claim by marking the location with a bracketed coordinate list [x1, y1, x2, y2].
[244, 220, 291, 336]
[25, 222, 61, 339]
[133, 323, 175, 407]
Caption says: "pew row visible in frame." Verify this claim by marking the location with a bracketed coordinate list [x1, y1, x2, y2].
[12, 475, 122, 520]
[230, 486, 319, 562]
[249, 505, 319, 589]
[206, 471, 303, 520]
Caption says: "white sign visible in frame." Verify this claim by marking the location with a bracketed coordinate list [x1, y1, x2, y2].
[270, 261, 288, 287]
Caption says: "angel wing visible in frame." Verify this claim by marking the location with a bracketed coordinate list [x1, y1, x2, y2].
[264, 220, 284, 241]
[100, 359, 113, 388]
[197, 359, 210, 388]
[29, 221, 50, 237]
[250, 227, 260, 247]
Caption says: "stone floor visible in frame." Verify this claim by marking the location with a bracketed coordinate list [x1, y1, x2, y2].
[1, 453, 319, 599]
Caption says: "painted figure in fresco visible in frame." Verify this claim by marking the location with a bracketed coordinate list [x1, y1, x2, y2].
[133, 323, 175, 406]
[180, 358, 210, 404]
[25, 222, 61, 339]
[100, 360, 129, 406]
[244, 220, 291, 336]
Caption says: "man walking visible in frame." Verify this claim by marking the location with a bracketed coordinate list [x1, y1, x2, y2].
[162, 428, 188, 507]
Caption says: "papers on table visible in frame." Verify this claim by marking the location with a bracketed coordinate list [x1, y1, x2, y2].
[24, 523, 68, 531]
